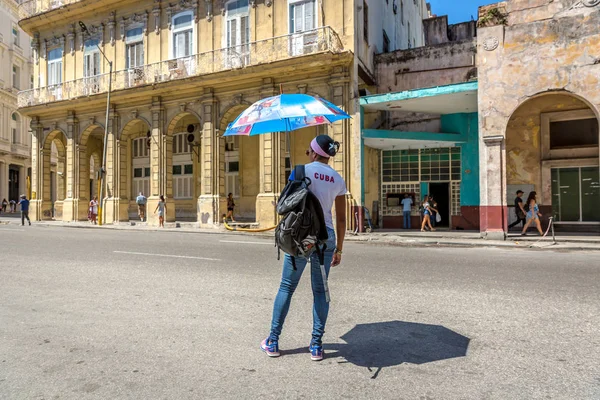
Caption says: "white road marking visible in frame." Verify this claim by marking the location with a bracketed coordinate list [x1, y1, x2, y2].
[113, 251, 220, 261]
[219, 240, 272, 245]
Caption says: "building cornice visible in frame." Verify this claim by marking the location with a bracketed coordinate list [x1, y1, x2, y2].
[0, 0, 19, 16]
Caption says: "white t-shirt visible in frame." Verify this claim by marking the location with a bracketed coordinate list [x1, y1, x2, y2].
[401, 197, 413, 212]
[294, 162, 347, 229]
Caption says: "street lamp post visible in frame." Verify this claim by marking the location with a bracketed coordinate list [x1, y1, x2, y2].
[79, 21, 112, 226]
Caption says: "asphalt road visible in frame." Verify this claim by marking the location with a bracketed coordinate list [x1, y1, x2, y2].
[0, 224, 599, 399]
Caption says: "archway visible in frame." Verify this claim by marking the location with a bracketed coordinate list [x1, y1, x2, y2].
[219, 105, 260, 221]
[42, 129, 67, 220]
[119, 119, 151, 221]
[78, 124, 104, 220]
[167, 112, 202, 221]
[505, 92, 600, 231]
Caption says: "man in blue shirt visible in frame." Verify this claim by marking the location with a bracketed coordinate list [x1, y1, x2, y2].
[136, 192, 147, 222]
[18, 194, 31, 226]
[401, 193, 413, 229]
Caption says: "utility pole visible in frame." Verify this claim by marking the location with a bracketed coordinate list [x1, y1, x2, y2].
[79, 21, 112, 225]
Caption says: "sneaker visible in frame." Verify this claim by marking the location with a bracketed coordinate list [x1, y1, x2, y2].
[260, 338, 280, 357]
[309, 343, 324, 361]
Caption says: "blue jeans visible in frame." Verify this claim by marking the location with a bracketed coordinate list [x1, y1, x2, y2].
[403, 211, 411, 229]
[269, 228, 336, 346]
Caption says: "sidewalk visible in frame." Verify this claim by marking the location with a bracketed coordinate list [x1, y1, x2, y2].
[2, 215, 599, 251]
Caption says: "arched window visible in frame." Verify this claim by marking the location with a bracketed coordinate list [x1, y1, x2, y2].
[11, 113, 20, 144]
[171, 11, 194, 59]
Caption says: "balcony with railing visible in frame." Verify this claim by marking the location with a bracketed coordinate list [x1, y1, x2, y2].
[18, 27, 345, 108]
[17, 0, 78, 20]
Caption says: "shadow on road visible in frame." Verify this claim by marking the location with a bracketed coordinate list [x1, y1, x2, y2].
[285, 320, 470, 379]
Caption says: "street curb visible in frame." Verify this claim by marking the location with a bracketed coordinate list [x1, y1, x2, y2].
[4, 220, 599, 252]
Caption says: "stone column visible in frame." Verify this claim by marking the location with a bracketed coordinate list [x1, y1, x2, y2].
[103, 108, 123, 224]
[256, 78, 285, 227]
[63, 112, 81, 221]
[146, 97, 171, 226]
[29, 118, 44, 220]
[480, 135, 506, 240]
[197, 88, 225, 227]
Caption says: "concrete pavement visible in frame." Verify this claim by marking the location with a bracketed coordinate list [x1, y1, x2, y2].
[1, 224, 599, 399]
[2, 214, 599, 252]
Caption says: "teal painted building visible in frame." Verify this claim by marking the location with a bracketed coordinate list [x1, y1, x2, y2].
[359, 82, 481, 230]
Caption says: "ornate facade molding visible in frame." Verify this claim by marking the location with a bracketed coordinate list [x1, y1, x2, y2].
[153, 0, 162, 35]
[32, 32, 40, 65]
[44, 35, 65, 56]
[166, 0, 199, 29]
[67, 25, 76, 55]
[120, 11, 150, 40]
[205, 0, 213, 22]
[107, 11, 117, 46]
[79, 24, 104, 51]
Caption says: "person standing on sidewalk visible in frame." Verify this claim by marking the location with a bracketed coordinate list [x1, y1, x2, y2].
[136, 192, 147, 222]
[1, 198, 7, 213]
[261, 135, 346, 362]
[154, 195, 166, 228]
[89, 196, 98, 225]
[18, 195, 31, 226]
[401, 193, 413, 229]
[508, 190, 526, 230]
[226, 193, 235, 222]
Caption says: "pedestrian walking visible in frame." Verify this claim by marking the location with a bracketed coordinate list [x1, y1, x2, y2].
[429, 196, 438, 227]
[1, 198, 7, 213]
[521, 191, 544, 236]
[136, 192, 147, 222]
[508, 190, 526, 230]
[18, 195, 31, 226]
[261, 135, 346, 362]
[401, 193, 413, 229]
[420, 195, 436, 232]
[154, 195, 166, 228]
[9, 199, 16, 213]
[89, 196, 98, 224]
[226, 193, 235, 222]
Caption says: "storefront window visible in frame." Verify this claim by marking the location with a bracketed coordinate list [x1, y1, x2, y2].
[551, 166, 600, 222]
[382, 147, 461, 183]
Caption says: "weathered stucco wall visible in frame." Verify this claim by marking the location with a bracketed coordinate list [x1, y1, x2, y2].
[424, 16, 476, 46]
[477, 0, 600, 235]
[375, 39, 477, 93]
[505, 94, 589, 189]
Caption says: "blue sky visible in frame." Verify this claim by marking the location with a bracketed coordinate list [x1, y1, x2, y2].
[427, 0, 500, 24]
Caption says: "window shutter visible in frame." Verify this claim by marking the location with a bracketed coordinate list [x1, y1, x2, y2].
[294, 4, 302, 32]
[241, 16, 248, 45]
[305, 2, 314, 31]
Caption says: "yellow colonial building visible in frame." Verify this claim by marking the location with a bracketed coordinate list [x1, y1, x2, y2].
[17, 0, 428, 227]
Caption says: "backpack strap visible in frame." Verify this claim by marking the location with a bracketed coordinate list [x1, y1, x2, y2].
[293, 164, 305, 182]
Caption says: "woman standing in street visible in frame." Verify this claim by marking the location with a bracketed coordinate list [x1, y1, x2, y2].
[261, 135, 346, 362]
[154, 195, 166, 228]
[521, 191, 544, 236]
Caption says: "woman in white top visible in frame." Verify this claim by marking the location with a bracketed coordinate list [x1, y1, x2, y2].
[261, 134, 347, 362]
[89, 196, 98, 225]
[154, 195, 166, 228]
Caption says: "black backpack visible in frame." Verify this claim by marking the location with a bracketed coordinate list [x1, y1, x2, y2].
[275, 165, 328, 269]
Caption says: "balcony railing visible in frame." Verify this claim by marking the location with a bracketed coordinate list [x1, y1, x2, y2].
[18, 0, 76, 20]
[18, 27, 344, 108]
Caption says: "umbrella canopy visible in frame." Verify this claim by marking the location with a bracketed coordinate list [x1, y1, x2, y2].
[223, 94, 350, 137]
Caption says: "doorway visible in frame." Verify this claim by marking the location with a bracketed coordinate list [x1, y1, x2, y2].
[429, 182, 450, 227]
[8, 167, 19, 203]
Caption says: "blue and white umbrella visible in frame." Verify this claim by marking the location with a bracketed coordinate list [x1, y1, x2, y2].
[223, 94, 350, 137]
